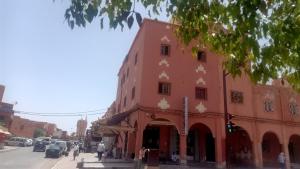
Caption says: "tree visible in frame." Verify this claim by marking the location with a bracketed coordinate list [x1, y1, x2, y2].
[64, 0, 300, 91]
[33, 128, 46, 138]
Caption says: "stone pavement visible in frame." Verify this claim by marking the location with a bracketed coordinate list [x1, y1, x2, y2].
[0, 146, 18, 153]
[51, 152, 300, 169]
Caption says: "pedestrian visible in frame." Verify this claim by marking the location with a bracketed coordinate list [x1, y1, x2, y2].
[137, 147, 149, 169]
[97, 141, 105, 161]
[73, 144, 79, 160]
[278, 152, 286, 169]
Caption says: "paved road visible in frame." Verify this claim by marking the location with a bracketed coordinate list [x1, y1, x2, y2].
[0, 146, 61, 169]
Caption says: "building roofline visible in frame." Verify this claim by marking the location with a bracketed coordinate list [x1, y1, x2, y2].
[117, 18, 175, 76]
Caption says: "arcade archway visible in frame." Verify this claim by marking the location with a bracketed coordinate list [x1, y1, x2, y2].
[289, 135, 300, 165]
[186, 123, 215, 163]
[142, 119, 180, 163]
[228, 128, 253, 167]
[262, 132, 281, 167]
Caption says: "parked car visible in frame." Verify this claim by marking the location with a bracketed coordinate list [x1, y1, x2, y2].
[5, 137, 30, 147]
[36, 137, 51, 145]
[45, 144, 63, 158]
[55, 140, 67, 155]
[26, 138, 33, 146]
[33, 140, 46, 152]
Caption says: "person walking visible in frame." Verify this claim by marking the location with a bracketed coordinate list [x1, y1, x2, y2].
[278, 152, 286, 169]
[73, 144, 79, 160]
[97, 141, 105, 161]
[137, 147, 149, 169]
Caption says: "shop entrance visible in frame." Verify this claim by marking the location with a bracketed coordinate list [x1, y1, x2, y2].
[187, 123, 215, 163]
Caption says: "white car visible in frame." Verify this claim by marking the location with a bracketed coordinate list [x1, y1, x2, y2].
[5, 137, 29, 147]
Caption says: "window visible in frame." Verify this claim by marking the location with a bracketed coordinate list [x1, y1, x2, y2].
[195, 87, 207, 100]
[161, 44, 170, 56]
[123, 96, 127, 107]
[158, 82, 171, 95]
[131, 87, 135, 100]
[197, 51, 206, 62]
[264, 100, 274, 112]
[20, 125, 24, 130]
[135, 54, 138, 65]
[121, 74, 125, 86]
[118, 103, 121, 112]
[231, 90, 243, 104]
[127, 68, 129, 77]
[289, 102, 299, 115]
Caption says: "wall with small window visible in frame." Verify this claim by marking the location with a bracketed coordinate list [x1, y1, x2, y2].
[138, 20, 223, 113]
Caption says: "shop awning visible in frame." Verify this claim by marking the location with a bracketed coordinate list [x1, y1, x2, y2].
[0, 126, 11, 135]
[92, 108, 138, 137]
[106, 111, 132, 125]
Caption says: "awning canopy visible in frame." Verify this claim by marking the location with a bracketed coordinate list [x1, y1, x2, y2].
[106, 111, 131, 125]
[92, 111, 135, 137]
[0, 126, 11, 135]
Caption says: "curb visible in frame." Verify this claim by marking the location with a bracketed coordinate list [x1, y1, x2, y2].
[0, 147, 18, 153]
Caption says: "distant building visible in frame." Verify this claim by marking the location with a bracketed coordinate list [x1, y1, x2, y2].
[76, 117, 87, 139]
[0, 85, 14, 129]
[10, 116, 57, 138]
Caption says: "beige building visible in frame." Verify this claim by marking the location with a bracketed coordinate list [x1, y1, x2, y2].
[76, 117, 87, 139]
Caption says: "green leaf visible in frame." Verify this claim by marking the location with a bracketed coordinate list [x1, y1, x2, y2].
[135, 12, 142, 27]
[127, 15, 134, 28]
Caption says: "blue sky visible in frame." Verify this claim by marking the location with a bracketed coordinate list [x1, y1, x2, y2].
[0, 0, 168, 133]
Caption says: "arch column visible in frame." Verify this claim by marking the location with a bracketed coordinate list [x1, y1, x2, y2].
[253, 140, 263, 168]
[282, 129, 291, 169]
[179, 133, 187, 164]
[252, 123, 263, 168]
[134, 112, 146, 159]
[215, 118, 225, 168]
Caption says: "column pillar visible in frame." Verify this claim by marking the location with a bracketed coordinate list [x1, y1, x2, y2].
[215, 118, 226, 169]
[134, 112, 146, 160]
[179, 134, 187, 164]
[253, 140, 263, 168]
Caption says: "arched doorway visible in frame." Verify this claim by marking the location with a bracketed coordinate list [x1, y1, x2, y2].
[289, 135, 300, 165]
[187, 123, 215, 163]
[143, 119, 180, 163]
[228, 128, 253, 167]
[262, 132, 281, 167]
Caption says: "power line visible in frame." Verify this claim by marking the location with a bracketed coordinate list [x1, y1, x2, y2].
[14, 108, 107, 115]
[13, 108, 107, 117]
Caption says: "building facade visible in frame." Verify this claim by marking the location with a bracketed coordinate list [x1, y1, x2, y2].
[94, 19, 300, 169]
[0, 85, 14, 129]
[76, 118, 87, 139]
[10, 116, 57, 138]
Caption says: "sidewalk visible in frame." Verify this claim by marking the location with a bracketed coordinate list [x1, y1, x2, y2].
[52, 152, 134, 169]
[0, 146, 18, 153]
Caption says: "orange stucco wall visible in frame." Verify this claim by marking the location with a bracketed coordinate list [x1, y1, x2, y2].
[110, 19, 300, 169]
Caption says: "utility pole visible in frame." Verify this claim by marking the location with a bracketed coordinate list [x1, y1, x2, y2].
[223, 70, 230, 169]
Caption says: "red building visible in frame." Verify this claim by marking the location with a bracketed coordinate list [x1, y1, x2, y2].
[10, 116, 57, 138]
[0, 85, 14, 130]
[93, 19, 300, 169]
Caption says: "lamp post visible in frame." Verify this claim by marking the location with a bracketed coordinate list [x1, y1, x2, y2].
[222, 70, 230, 169]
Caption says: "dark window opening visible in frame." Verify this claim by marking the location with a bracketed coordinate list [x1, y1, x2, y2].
[197, 51, 206, 62]
[231, 90, 243, 104]
[158, 82, 171, 95]
[131, 87, 135, 100]
[135, 54, 138, 65]
[160, 44, 170, 56]
[123, 96, 127, 107]
[195, 87, 207, 100]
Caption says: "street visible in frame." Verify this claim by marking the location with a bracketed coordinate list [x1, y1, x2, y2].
[0, 146, 61, 169]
